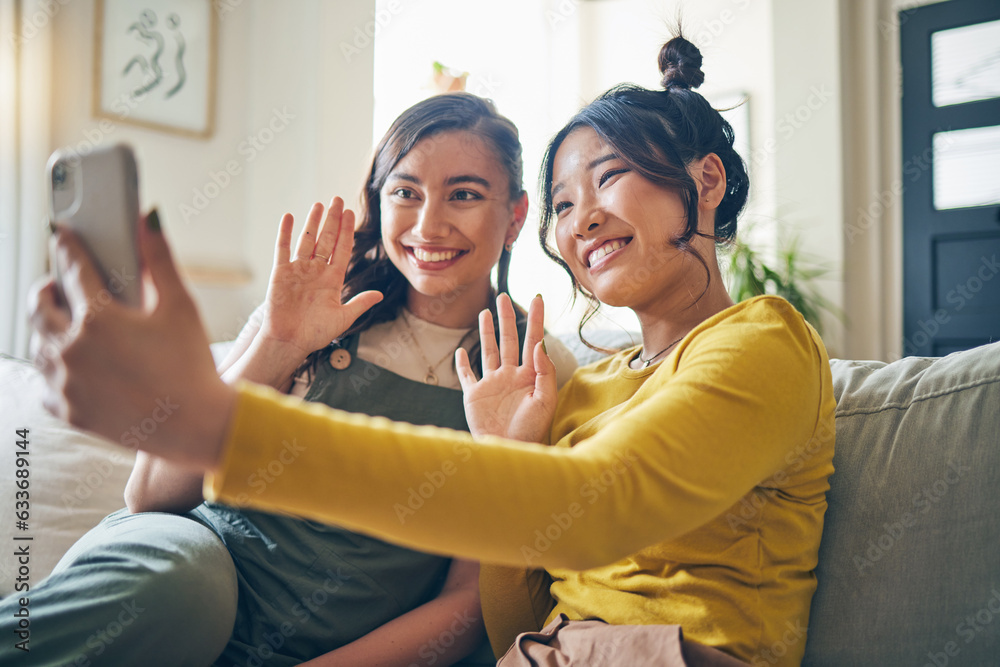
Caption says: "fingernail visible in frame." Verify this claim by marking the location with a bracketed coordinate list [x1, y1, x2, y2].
[535, 293, 542, 299]
[541, 339, 548, 355]
[48, 219, 57, 235]
[147, 208, 161, 232]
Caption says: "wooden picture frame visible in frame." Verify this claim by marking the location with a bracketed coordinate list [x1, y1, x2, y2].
[93, 0, 217, 138]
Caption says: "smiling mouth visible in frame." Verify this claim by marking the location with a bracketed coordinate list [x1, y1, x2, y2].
[587, 238, 631, 268]
[407, 247, 467, 263]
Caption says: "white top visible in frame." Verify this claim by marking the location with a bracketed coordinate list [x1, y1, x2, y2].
[290, 310, 578, 397]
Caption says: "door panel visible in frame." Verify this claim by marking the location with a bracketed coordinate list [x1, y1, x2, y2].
[901, 0, 1000, 356]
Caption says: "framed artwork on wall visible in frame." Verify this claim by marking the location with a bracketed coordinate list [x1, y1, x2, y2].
[93, 0, 217, 138]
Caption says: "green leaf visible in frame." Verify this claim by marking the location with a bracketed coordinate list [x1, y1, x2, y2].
[724, 229, 843, 335]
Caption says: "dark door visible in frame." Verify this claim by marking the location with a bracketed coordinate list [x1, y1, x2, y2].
[901, 0, 1000, 356]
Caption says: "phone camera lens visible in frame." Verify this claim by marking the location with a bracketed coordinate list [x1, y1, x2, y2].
[52, 163, 68, 188]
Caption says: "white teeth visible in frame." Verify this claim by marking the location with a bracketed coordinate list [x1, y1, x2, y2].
[588, 239, 628, 267]
[412, 248, 460, 262]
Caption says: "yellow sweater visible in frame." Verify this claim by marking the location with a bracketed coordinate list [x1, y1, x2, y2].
[206, 295, 835, 666]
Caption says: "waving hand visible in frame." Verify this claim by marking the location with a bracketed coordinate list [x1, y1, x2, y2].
[456, 294, 557, 443]
[259, 197, 382, 356]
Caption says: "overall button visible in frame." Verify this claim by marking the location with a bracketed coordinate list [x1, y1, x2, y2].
[329, 349, 351, 370]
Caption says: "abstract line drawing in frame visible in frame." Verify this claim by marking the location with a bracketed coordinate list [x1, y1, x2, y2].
[93, 0, 217, 138]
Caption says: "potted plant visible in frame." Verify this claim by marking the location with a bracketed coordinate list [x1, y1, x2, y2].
[724, 233, 842, 335]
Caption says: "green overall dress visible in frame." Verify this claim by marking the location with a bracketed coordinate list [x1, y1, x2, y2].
[197, 333, 468, 665]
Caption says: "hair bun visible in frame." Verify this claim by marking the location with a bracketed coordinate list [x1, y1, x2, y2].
[658, 35, 705, 90]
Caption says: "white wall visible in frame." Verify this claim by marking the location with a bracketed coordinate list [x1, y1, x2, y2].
[48, 0, 376, 341]
[770, 0, 845, 356]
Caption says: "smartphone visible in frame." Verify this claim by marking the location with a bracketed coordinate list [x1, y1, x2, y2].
[46, 143, 142, 308]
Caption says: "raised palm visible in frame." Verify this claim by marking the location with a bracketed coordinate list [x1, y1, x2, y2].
[260, 198, 382, 355]
[456, 294, 557, 443]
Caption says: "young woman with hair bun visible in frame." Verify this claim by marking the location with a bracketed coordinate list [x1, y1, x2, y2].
[31, 35, 834, 666]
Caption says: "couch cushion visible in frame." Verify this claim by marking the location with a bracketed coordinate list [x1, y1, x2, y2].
[804, 343, 1000, 665]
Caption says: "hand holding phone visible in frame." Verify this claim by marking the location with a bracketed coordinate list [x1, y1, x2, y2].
[46, 143, 143, 307]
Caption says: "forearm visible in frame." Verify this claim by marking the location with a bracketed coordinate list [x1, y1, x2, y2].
[299, 591, 483, 667]
[219, 333, 304, 393]
[300, 560, 484, 667]
[125, 452, 204, 513]
[207, 387, 629, 568]
[216, 304, 265, 375]
[205, 322, 826, 571]
[216, 304, 301, 393]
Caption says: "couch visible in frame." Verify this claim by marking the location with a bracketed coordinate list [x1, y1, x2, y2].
[2, 338, 998, 665]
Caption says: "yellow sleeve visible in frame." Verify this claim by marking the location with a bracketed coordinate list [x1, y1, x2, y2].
[479, 565, 554, 658]
[205, 301, 825, 570]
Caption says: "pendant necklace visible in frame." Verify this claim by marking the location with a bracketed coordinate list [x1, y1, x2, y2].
[637, 336, 684, 368]
[400, 310, 467, 386]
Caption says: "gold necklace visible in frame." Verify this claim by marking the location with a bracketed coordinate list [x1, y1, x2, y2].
[637, 336, 684, 367]
[400, 311, 468, 385]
